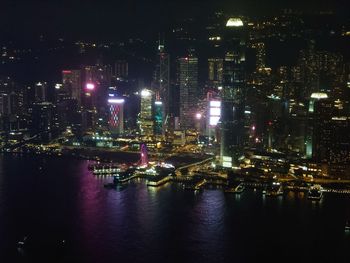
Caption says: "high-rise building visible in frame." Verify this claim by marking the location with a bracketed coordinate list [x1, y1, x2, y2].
[179, 55, 198, 130]
[306, 92, 329, 158]
[34, 82, 47, 102]
[139, 89, 154, 136]
[220, 17, 246, 167]
[62, 70, 82, 105]
[154, 100, 164, 136]
[115, 60, 128, 79]
[208, 58, 223, 88]
[157, 44, 171, 129]
[83, 64, 113, 111]
[107, 95, 125, 135]
[252, 42, 266, 70]
[206, 97, 221, 140]
[31, 102, 54, 134]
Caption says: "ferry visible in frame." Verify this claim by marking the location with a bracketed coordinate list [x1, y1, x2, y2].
[264, 182, 284, 197]
[308, 184, 323, 200]
[225, 183, 245, 194]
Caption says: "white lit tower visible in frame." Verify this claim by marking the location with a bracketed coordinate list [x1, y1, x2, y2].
[220, 18, 246, 167]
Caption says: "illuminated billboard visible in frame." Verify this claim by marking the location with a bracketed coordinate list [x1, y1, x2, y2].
[209, 100, 221, 127]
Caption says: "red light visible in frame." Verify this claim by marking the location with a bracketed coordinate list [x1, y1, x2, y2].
[62, 70, 72, 74]
[268, 121, 273, 126]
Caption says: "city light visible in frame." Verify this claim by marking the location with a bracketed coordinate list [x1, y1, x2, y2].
[108, 98, 125, 104]
[86, 83, 95, 90]
[141, 89, 151, 97]
[195, 113, 202, 119]
[210, 101, 221, 107]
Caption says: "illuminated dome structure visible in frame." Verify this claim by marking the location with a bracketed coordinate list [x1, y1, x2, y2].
[310, 92, 328, 100]
[226, 18, 244, 27]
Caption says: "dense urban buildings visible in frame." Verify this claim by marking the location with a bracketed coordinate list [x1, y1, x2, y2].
[1, 1, 350, 262]
[0, 9, 349, 178]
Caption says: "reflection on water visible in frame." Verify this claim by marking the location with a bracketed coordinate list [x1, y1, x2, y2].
[0, 154, 349, 263]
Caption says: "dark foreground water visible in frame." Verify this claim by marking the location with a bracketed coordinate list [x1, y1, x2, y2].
[0, 154, 349, 263]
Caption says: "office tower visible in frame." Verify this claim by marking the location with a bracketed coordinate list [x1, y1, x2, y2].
[31, 102, 54, 134]
[115, 60, 128, 79]
[0, 77, 25, 132]
[252, 42, 266, 71]
[208, 58, 223, 88]
[62, 70, 82, 105]
[305, 92, 329, 158]
[35, 82, 47, 102]
[295, 41, 344, 99]
[206, 96, 221, 141]
[156, 43, 171, 130]
[81, 82, 97, 131]
[108, 95, 125, 135]
[83, 64, 113, 111]
[139, 89, 154, 136]
[178, 55, 198, 130]
[220, 17, 246, 167]
[154, 100, 163, 136]
[329, 116, 350, 177]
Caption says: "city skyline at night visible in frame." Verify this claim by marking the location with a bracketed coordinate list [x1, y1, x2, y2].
[0, 1, 350, 262]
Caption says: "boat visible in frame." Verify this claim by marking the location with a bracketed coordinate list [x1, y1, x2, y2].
[308, 184, 323, 200]
[264, 182, 284, 196]
[225, 183, 245, 194]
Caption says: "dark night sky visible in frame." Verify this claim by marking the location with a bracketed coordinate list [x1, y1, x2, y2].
[0, 0, 349, 42]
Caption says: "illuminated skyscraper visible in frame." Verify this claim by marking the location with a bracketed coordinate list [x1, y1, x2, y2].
[206, 98, 221, 140]
[108, 95, 124, 135]
[179, 55, 198, 130]
[139, 89, 154, 136]
[220, 17, 246, 167]
[83, 64, 112, 111]
[154, 100, 163, 136]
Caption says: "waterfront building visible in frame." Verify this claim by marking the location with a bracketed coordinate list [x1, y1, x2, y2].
[31, 102, 54, 134]
[179, 55, 198, 130]
[220, 17, 246, 167]
[155, 43, 171, 127]
[107, 94, 125, 135]
[154, 100, 163, 136]
[139, 89, 154, 137]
